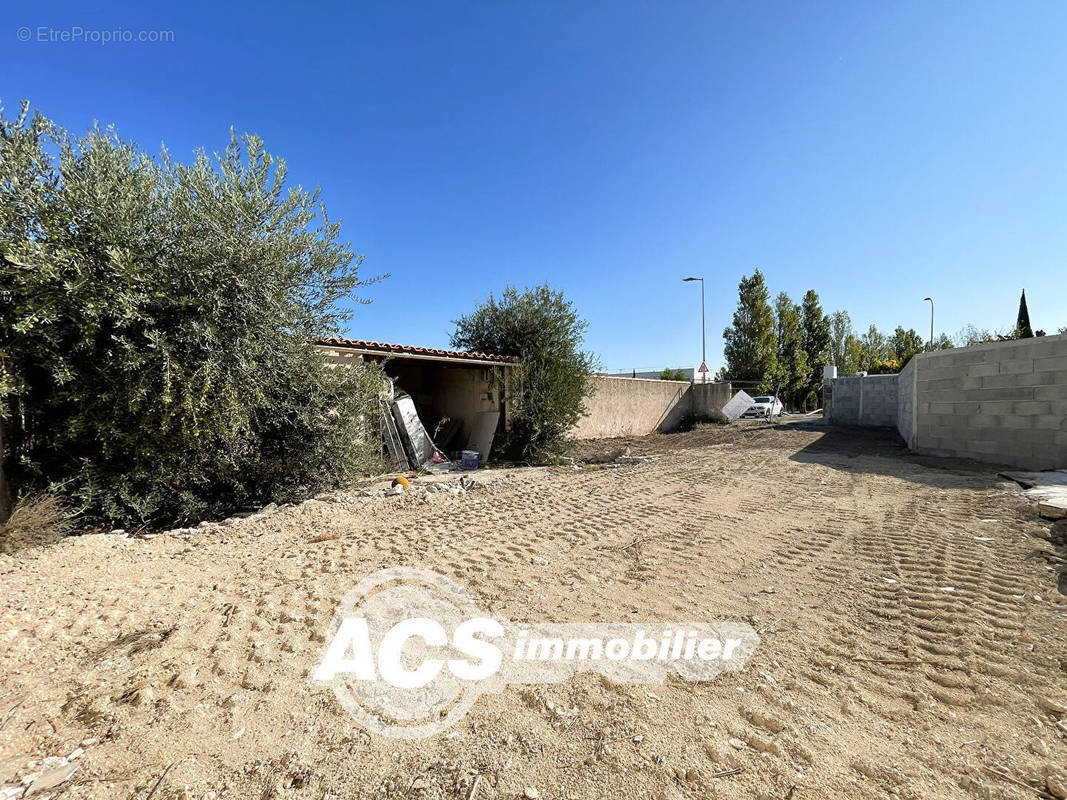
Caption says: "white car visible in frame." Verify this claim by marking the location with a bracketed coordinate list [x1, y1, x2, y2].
[741, 395, 783, 419]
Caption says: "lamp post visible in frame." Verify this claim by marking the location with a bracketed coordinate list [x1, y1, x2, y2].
[683, 276, 707, 382]
[923, 297, 934, 350]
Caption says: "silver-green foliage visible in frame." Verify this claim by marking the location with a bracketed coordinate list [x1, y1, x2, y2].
[0, 102, 383, 526]
[451, 285, 597, 463]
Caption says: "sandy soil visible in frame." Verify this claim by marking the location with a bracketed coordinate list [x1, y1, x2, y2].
[2, 423, 1066, 800]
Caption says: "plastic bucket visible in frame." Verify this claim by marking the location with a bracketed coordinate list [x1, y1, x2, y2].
[460, 450, 479, 470]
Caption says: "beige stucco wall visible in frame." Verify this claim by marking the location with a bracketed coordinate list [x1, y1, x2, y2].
[572, 376, 733, 440]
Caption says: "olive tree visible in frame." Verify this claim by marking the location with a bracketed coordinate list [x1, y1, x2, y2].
[451, 285, 596, 462]
[0, 102, 383, 526]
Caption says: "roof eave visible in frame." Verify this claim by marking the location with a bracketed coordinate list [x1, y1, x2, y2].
[316, 343, 518, 368]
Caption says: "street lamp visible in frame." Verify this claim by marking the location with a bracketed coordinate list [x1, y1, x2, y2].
[923, 297, 934, 350]
[683, 276, 707, 382]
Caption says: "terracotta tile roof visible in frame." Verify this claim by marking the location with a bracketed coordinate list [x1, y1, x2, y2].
[318, 337, 518, 364]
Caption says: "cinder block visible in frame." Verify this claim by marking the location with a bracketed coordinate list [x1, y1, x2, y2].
[917, 351, 958, 367]
[926, 377, 963, 391]
[1033, 339, 1067, 357]
[998, 359, 1035, 375]
[974, 387, 1036, 401]
[981, 374, 1015, 389]
[1034, 369, 1067, 386]
[1032, 442, 1066, 464]
[1000, 414, 1036, 430]
[1010, 428, 1057, 444]
[966, 363, 1000, 378]
[961, 377, 984, 390]
[982, 374, 1042, 390]
[920, 389, 957, 402]
[924, 437, 953, 453]
[927, 414, 969, 430]
[1014, 400, 1052, 416]
[968, 414, 1002, 429]
[928, 402, 955, 415]
[951, 401, 982, 415]
[1034, 385, 1067, 400]
[1035, 355, 1067, 372]
[976, 400, 1014, 415]
[1034, 414, 1067, 431]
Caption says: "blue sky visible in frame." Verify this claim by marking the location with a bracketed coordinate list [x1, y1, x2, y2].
[4, 2, 1066, 373]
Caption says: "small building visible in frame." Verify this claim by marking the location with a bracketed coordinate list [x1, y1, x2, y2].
[316, 338, 518, 457]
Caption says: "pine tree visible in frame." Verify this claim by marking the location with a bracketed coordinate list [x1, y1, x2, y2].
[1016, 290, 1034, 338]
[722, 270, 777, 389]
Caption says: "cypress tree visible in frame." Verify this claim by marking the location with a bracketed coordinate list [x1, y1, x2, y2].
[1016, 290, 1034, 338]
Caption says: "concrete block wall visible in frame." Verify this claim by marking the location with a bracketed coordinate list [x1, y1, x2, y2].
[573, 376, 733, 439]
[828, 374, 899, 427]
[825, 332, 1067, 469]
[896, 357, 917, 448]
[908, 333, 1067, 469]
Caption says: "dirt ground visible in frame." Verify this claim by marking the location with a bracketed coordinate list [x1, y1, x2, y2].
[2, 423, 1066, 800]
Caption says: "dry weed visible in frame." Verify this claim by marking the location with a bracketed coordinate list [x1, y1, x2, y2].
[0, 493, 73, 554]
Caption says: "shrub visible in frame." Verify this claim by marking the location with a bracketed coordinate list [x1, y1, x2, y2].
[0, 102, 384, 526]
[451, 285, 597, 462]
[868, 358, 901, 375]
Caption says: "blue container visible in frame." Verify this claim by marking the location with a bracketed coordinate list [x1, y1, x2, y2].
[460, 450, 479, 470]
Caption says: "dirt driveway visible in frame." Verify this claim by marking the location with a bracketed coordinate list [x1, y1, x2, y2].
[2, 424, 1065, 799]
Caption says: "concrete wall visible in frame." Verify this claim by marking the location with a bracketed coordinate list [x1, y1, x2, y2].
[908, 333, 1067, 469]
[690, 381, 735, 418]
[828, 374, 899, 427]
[896, 356, 917, 448]
[824, 332, 1067, 469]
[573, 376, 733, 439]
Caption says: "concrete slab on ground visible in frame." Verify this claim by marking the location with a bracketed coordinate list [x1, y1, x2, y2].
[1000, 469, 1067, 519]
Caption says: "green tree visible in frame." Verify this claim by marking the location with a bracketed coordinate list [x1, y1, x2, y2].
[800, 289, 830, 407]
[857, 325, 889, 372]
[889, 326, 925, 364]
[773, 292, 808, 409]
[0, 103, 383, 526]
[451, 285, 596, 462]
[722, 270, 777, 389]
[659, 367, 688, 381]
[829, 310, 855, 373]
[844, 334, 864, 374]
[1017, 289, 1034, 338]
